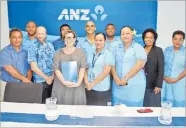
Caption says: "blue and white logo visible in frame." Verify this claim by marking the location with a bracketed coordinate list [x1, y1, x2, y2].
[8, 0, 157, 42]
[91, 5, 108, 21]
[58, 5, 107, 21]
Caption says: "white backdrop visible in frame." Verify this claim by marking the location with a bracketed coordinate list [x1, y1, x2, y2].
[0, 0, 185, 50]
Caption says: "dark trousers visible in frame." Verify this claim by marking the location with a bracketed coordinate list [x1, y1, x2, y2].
[41, 82, 53, 104]
[86, 89, 111, 106]
[143, 88, 161, 107]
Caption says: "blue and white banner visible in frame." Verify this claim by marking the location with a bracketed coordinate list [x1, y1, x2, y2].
[8, 1, 157, 44]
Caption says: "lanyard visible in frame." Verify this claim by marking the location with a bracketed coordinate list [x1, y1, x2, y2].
[92, 53, 101, 69]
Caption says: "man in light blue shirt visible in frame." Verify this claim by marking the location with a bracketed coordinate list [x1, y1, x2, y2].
[0, 28, 32, 82]
[77, 21, 96, 57]
[28, 26, 55, 103]
[22, 21, 37, 51]
[105, 24, 121, 52]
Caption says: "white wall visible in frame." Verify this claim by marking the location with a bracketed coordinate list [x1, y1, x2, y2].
[156, 1, 185, 49]
[0, 0, 9, 49]
[0, 1, 185, 50]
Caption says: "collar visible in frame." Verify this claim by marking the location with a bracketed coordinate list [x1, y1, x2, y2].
[93, 47, 106, 56]
[106, 37, 117, 43]
[85, 37, 94, 45]
[8, 44, 23, 53]
[119, 40, 135, 49]
[35, 40, 48, 47]
[169, 45, 185, 52]
[25, 35, 36, 41]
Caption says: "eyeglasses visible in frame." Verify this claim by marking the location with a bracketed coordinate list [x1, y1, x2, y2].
[65, 37, 75, 40]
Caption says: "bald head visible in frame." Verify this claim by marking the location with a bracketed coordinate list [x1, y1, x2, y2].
[85, 21, 96, 34]
[26, 21, 36, 36]
[36, 26, 47, 33]
[36, 26, 47, 43]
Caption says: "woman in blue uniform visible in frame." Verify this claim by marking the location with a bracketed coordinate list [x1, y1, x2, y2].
[161, 30, 186, 107]
[111, 26, 147, 107]
[85, 32, 115, 106]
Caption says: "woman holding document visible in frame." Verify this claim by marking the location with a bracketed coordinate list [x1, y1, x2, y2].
[84, 32, 115, 106]
[52, 30, 87, 105]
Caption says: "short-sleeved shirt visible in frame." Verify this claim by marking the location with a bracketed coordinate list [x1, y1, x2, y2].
[28, 40, 55, 83]
[22, 35, 37, 51]
[112, 41, 147, 83]
[76, 37, 96, 58]
[105, 38, 122, 52]
[87, 48, 115, 91]
[112, 41, 147, 106]
[52, 48, 87, 105]
[53, 48, 87, 72]
[0, 44, 30, 82]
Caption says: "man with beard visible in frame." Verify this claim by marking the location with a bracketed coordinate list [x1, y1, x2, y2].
[22, 21, 37, 51]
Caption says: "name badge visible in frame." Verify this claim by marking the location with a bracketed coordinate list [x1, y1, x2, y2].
[89, 72, 95, 82]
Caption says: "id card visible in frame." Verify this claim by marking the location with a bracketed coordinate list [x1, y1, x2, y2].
[89, 72, 95, 82]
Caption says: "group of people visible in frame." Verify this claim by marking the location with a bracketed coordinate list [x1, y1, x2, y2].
[0, 20, 185, 107]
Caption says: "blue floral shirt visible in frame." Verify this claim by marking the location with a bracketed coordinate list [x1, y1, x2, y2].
[28, 40, 55, 83]
[164, 45, 185, 77]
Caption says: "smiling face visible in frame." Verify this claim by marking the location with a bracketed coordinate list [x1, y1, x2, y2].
[64, 32, 76, 47]
[10, 31, 23, 48]
[120, 27, 133, 43]
[95, 33, 105, 49]
[106, 24, 116, 37]
[26, 21, 36, 36]
[61, 26, 70, 37]
[144, 32, 155, 47]
[36, 26, 47, 43]
[85, 21, 96, 34]
[172, 34, 184, 49]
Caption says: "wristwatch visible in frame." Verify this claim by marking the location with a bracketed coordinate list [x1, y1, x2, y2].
[124, 77, 128, 85]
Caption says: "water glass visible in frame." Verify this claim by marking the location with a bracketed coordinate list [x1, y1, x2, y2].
[45, 97, 59, 121]
[112, 103, 127, 116]
[158, 101, 172, 125]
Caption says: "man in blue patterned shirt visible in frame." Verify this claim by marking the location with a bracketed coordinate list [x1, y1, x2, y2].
[28, 26, 55, 103]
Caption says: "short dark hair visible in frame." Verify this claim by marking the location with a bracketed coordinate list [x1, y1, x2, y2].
[105, 23, 115, 30]
[120, 26, 134, 34]
[9, 28, 23, 37]
[172, 30, 185, 40]
[95, 32, 106, 41]
[60, 24, 71, 32]
[59, 24, 71, 38]
[142, 28, 158, 47]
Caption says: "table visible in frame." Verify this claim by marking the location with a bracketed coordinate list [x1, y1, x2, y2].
[1, 102, 185, 127]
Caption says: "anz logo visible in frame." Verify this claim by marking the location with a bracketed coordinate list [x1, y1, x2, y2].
[58, 5, 108, 21]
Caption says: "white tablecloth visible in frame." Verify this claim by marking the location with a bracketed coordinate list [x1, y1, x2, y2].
[1, 102, 185, 127]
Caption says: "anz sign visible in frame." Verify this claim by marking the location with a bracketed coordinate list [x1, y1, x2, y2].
[58, 5, 108, 21]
